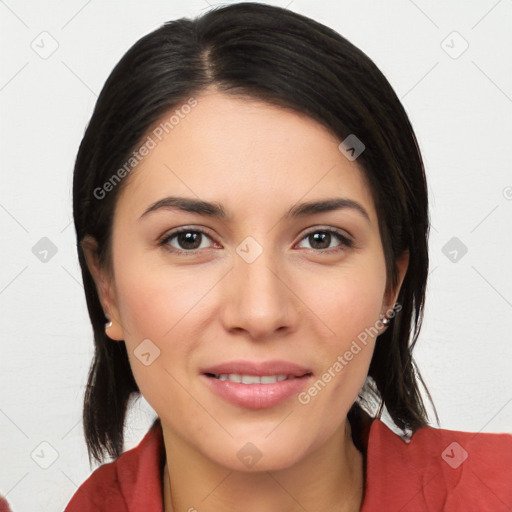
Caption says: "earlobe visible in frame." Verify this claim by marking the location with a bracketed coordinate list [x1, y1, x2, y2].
[81, 235, 125, 341]
[104, 317, 124, 341]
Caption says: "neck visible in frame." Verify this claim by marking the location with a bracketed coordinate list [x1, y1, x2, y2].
[162, 419, 364, 512]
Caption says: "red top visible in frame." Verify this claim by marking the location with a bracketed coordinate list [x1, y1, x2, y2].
[0, 496, 12, 512]
[65, 418, 512, 511]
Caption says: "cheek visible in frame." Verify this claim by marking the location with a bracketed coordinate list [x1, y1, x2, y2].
[114, 250, 213, 343]
[110, 252, 208, 386]
[298, 258, 387, 411]
[308, 259, 387, 342]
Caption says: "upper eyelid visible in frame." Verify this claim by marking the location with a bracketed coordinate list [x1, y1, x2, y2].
[301, 225, 353, 239]
[161, 225, 216, 242]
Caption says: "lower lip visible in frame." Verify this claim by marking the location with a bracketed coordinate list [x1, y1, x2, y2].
[202, 374, 312, 409]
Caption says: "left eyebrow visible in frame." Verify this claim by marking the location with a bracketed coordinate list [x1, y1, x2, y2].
[138, 196, 370, 223]
[284, 198, 370, 223]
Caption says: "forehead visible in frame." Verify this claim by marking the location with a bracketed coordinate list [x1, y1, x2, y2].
[114, 92, 377, 225]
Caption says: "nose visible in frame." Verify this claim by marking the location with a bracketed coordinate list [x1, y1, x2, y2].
[220, 245, 300, 340]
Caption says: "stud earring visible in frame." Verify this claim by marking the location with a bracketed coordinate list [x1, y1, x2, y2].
[380, 314, 390, 326]
[104, 309, 113, 330]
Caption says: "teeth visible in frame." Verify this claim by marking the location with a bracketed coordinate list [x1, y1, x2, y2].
[213, 374, 290, 384]
[242, 375, 261, 384]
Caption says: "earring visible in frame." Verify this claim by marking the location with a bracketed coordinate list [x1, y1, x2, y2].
[380, 314, 390, 326]
[104, 309, 113, 330]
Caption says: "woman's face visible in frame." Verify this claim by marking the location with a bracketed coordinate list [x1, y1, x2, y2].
[89, 91, 406, 470]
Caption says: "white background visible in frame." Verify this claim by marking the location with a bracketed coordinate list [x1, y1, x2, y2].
[1, 0, 511, 510]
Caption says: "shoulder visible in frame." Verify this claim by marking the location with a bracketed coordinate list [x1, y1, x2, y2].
[362, 419, 512, 511]
[64, 420, 165, 512]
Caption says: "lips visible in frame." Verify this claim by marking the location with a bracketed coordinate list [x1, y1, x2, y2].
[200, 360, 313, 409]
[201, 360, 312, 378]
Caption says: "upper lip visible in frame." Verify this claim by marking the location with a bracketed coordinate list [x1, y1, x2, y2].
[201, 360, 312, 377]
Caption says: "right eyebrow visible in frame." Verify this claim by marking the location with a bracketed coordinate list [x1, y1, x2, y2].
[139, 196, 227, 220]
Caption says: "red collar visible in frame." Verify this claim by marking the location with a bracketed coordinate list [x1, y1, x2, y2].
[65, 416, 512, 511]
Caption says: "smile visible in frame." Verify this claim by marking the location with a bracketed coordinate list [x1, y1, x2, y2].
[207, 373, 296, 384]
[202, 374, 312, 409]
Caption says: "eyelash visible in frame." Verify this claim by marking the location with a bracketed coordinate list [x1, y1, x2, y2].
[158, 226, 354, 256]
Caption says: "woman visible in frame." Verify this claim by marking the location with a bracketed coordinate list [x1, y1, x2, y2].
[65, 3, 512, 511]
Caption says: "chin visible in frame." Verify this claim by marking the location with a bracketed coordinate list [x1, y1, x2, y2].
[201, 430, 316, 473]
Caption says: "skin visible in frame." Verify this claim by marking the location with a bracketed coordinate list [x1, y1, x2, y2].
[84, 91, 408, 512]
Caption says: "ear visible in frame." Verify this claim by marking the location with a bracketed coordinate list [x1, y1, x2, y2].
[382, 250, 409, 315]
[81, 235, 125, 341]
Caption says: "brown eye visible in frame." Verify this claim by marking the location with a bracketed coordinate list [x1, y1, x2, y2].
[308, 232, 332, 250]
[159, 228, 215, 254]
[174, 231, 203, 250]
[297, 228, 353, 252]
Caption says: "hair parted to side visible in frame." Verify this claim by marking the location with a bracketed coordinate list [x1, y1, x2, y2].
[73, 1, 438, 463]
